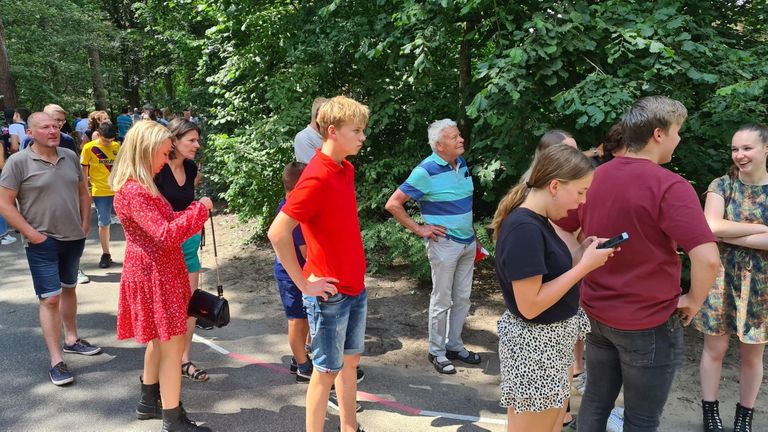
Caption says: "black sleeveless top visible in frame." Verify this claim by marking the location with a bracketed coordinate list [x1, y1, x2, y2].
[155, 159, 197, 211]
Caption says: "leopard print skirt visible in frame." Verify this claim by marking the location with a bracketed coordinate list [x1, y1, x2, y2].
[497, 308, 590, 413]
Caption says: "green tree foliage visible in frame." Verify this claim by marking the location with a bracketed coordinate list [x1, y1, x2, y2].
[6, 1, 768, 277]
[142, 0, 766, 277]
[2, 0, 117, 110]
[2, 0, 214, 113]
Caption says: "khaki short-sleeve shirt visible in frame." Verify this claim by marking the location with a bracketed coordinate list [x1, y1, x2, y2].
[0, 146, 85, 241]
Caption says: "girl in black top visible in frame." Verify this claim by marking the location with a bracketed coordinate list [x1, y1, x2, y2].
[155, 118, 208, 382]
[490, 144, 617, 432]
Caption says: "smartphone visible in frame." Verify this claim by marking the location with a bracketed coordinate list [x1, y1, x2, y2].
[597, 232, 629, 249]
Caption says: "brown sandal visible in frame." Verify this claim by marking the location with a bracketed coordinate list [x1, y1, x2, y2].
[181, 361, 209, 382]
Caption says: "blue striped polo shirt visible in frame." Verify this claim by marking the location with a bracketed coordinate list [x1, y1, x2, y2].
[399, 152, 474, 243]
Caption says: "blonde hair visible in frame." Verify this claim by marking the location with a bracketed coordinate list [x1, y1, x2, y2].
[43, 104, 67, 116]
[491, 144, 593, 240]
[109, 121, 173, 195]
[316, 96, 370, 139]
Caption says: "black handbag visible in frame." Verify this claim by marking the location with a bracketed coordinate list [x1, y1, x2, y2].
[188, 212, 230, 327]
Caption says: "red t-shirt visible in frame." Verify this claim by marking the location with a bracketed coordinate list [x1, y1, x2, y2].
[281, 150, 366, 296]
[556, 157, 716, 330]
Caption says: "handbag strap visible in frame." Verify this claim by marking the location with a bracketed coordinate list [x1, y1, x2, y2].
[207, 211, 224, 298]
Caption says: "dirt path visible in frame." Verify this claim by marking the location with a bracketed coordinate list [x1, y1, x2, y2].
[202, 210, 766, 431]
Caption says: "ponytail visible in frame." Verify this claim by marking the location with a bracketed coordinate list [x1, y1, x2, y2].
[491, 184, 529, 241]
[491, 143, 593, 242]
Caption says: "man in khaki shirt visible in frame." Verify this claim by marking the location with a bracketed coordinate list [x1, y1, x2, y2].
[0, 112, 102, 386]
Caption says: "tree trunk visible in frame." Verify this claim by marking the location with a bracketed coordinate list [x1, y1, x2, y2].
[0, 17, 19, 110]
[122, 67, 140, 108]
[457, 20, 474, 151]
[164, 71, 175, 100]
[88, 47, 108, 110]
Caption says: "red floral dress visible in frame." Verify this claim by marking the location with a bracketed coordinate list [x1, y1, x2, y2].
[114, 180, 208, 343]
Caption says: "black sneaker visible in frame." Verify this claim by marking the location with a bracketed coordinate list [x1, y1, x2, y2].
[63, 338, 102, 356]
[328, 390, 362, 412]
[49, 361, 74, 386]
[99, 253, 112, 268]
[296, 362, 313, 383]
[196, 317, 214, 330]
[329, 367, 364, 390]
[289, 357, 298, 374]
[337, 425, 366, 432]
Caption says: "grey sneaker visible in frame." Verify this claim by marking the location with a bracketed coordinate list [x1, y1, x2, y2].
[77, 269, 90, 284]
[63, 338, 102, 356]
[572, 372, 587, 396]
[0, 234, 17, 245]
[49, 361, 74, 386]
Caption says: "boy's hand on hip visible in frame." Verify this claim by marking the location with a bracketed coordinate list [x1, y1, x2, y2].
[304, 277, 340, 300]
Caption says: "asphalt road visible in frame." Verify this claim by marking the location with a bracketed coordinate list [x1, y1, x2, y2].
[0, 209, 507, 432]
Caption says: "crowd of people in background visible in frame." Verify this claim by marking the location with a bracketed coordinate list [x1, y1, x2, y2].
[0, 104, 201, 247]
[0, 94, 765, 432]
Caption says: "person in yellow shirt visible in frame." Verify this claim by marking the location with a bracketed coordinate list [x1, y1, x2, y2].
[81, 123, 120, 268]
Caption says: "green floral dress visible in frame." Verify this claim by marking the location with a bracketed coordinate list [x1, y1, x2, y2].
[693, 175, 768, 344]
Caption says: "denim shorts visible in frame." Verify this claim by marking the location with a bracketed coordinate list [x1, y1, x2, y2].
[275, 276, 307, 319]
[25, 237, 85, 299]
[182, 233, 202, 273]
[304, 289, 367, 373]
[93, 196, 114, 227]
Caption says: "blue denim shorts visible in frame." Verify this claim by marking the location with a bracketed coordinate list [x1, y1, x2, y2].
[25, 237, 85, 299]
[93, 196, 114, 227]
[305, 289, 367, 373]
[275, 276, 307, 319]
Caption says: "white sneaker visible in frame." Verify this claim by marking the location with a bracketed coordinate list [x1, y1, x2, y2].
[110, 215, 121, 225]
[77, 269, 90, 284]
[0, 234, 17, 245]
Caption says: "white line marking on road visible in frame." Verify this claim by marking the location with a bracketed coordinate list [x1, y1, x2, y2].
[193, 333, 508, 427]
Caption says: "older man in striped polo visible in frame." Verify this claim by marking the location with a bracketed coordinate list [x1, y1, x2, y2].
[385, 118, 481, 375]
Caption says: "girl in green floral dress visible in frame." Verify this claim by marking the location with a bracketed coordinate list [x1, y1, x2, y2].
[694, 125, 768, 432]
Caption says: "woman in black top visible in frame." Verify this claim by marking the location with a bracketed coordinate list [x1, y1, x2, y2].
[490, 144, 617, 432]
[155, 118, 208, 382]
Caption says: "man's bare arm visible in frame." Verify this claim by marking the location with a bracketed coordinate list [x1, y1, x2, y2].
[0, 187, 46, 243]
[384, 188, 446, 240]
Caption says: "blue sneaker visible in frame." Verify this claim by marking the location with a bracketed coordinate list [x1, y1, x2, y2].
[63, 338, 102, 356]
[49, 362, 74, 386]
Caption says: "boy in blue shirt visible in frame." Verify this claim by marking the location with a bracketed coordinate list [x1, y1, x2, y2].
[273, 161, 312, 382]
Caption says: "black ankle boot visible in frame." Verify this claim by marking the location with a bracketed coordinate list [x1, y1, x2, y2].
[161, 406, 212, 432]
[734, 403, 754, 432]
[701, 400, 724, 432]
[136, 377, 162, 420]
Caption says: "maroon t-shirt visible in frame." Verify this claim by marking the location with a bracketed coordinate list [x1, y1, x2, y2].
[556, 157, 716, 330]
[281, 150, 366, 296]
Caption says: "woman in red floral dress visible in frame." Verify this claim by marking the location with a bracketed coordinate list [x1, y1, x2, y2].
[109, 120, 213, 432]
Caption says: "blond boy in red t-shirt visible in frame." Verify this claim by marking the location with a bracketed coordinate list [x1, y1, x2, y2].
[268, 96, 369, 432]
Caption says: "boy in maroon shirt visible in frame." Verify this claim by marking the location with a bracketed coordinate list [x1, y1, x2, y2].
[268, 96, 369, 432]
[557, 96, 720, 431]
